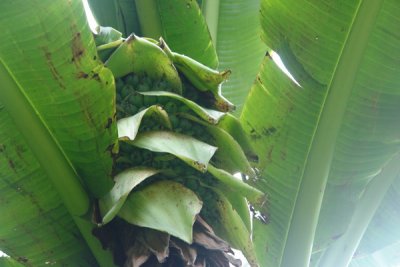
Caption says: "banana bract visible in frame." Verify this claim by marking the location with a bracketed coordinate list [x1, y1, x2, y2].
[93, 28, 264, 267]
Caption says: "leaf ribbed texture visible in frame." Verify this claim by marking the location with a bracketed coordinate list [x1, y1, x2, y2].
[0, 106, 96, 265]
[0, 0, 118, 265]
[241, 0, 400, 266]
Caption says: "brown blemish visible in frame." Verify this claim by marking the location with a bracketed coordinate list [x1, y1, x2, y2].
[15, 144, 25, 160]
[42, 47, 66, 89]
[76, 71, 89, 79]
[262, 126, 277, 136]
[250, 132, 261, 140]
[70, 27, 85, 64]
[256, 75, 263, 84]
[92, 72, 100, 82]
[76, 71, 101, 82]
[17, 256, 28, 263]
[8, 159, 16, 172]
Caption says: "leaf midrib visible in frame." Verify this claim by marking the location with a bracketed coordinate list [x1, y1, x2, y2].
[280, 1, 385, 266]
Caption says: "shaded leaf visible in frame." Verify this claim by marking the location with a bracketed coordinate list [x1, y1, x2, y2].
[105, 35, 183, 96]
[129, 131, 217, 172]
[138, 229, 170, 263]
[88, 0, 141, 36]
[99, 167, 159, 224]
[157, 0, 218, 68]
[118, 105, 172, 141]
[207, 164, 265, 206]
[141, 91, 226, 124]
[0, 1, 117, 265]
[0, 257, 24, 267]
[217, 113, 258, 162]
[180, 113, 254, 175]
[207, 190, 258, 267]
[213, 0, 267, 113]
[118, 180, 203, 243]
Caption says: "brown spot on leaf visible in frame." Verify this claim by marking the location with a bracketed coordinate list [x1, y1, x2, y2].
[76, 71, 89, 79]
[76, 70, 101, 82]
[262, 126, 277, 136]
[8, 159, 16, 172]
[42, 47, 65, 89]
[17, 256, 28, 263]
[71, 27, 85, 64]
[15, 144, 25, 160]
[256, 75, 263, 84]
[92, 72, 100, 82]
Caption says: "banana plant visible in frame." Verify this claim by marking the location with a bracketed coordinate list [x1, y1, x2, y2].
[0, 1, 399, 267]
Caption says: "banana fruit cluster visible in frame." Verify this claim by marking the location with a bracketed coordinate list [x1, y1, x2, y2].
[93, 28, 264, 267]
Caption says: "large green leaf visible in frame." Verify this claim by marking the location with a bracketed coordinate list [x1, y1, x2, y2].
[140, 91, 226, 124]
[118, 180, 203, 243]
[156, 0, 218, 68]
[0, 108, 96, 265]
[241, 1, 400, 266]
[99, 167, 159, 225]
[0, 0, 117, 265]
[0, 257, 24, 267]
[88, 0, 141, 37]
[117, 105, 171, 140]
[205, 189, 258, 267]
[129, 130, 217, 172]
[0, 1, 117, 198]
[89, 0, 218, 68]
[202, 0, 267, 112]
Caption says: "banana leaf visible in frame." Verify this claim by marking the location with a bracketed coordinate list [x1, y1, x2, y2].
[89, 0, 218, 68]
[0, 0, 117, 265]
[0, 257, 24, 267]
[202, 0, 267, 112]
[127, 130, 217, 172]
[140, 91, 226, 124]
[118, 180, 203, 244]
[241, 1, 400, 267]
[99, 167, 160, 225]
[88, 0, 141, 37]
[117, 105, 171, 141]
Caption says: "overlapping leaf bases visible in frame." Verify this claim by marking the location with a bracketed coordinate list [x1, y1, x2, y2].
[93, 30, 265, 267]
